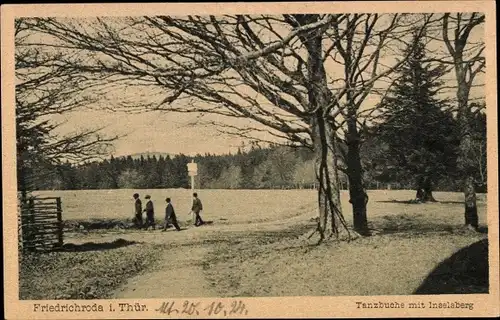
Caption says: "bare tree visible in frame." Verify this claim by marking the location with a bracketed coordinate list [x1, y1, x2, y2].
[23, 15, 347, 240]
[23, 14, 431, 240]
[15, 19, 117, 200]
[441, 13, 485, 230]
[325, 14, 433, 234]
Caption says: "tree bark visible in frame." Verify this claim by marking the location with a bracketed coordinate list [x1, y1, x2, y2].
[463, 174, 478, 228]
[311, 115, 344, 239]
[346, 119, 369, 234]
[303, 21, 347, 241]
[442, 14, 483, 230]
[415, 176, 437, 202]
[457, 75, 479, 229]
[341, 21, 370, 236]
[459, 107, 479, 228]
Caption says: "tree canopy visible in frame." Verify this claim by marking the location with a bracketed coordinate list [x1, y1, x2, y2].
[372, 36, 460, 201]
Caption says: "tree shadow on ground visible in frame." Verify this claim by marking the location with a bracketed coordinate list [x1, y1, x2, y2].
[435, 201, 468, 205]
[369, 214, 488, 236]
[56, 239, 137, 252]
[477, 226, 488, 233]
[183, 220, 214, 226]
[376, 200, 463, 204]
[414, 239, 489, 294]
[201, 221, 214, 225]
[64, 219, 216, 233]
[64, 219, 134, 231]
[162, 227, 188, 232]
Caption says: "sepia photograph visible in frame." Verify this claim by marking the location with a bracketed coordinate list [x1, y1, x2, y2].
[2, 1, 498, 319]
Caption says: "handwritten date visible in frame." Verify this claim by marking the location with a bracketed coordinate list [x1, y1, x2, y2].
[156, 300, 248, 316]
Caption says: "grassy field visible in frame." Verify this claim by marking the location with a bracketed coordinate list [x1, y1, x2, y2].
[33, 189, 487, 227]
[202, 222, 488, 297]
[19, 240, 162, 300]
[22, 189, 488, 299]
[34, 189, 317, 224]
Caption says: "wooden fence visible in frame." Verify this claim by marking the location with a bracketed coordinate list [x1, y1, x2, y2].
[19, 197, 63, 252]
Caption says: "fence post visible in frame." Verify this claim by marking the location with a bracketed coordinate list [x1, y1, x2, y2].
[27, 198, 36, 251]
[20, 199, 28, 252]
[56, 197, 63, 247]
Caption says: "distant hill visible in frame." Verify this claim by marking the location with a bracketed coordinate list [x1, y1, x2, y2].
[121, 152, 172, 160]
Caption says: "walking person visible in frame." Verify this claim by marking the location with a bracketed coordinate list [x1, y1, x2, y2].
[143, 195, 156, 230]
[163, 197, 181, 231]
[132, 193, 143, 229]
[190, 192, 205, 226]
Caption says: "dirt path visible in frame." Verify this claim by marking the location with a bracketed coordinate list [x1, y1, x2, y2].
[114, 246, 217, 298]
[65, 209, 316, 245]
[64, 210, 316, 299]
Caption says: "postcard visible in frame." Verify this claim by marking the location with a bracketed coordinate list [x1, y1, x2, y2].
[2, 1, 498, 318]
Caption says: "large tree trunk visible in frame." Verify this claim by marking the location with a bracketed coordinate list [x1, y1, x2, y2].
[342, 23, 370, 236]
[457, 74, 479, 229]
[415, 175, 437, 202]
[311, 115, 344, 240]
[463, 174, 478, 228]
[303, 20, 347, 241]
[459, 126, 479, 229]
[442, 13, 484, 230]
[346, 119, 369, 235]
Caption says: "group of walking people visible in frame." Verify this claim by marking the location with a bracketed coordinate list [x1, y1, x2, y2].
[132, 192, 205, 231]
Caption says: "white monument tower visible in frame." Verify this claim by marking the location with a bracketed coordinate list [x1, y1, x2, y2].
[187, 159, 198, 222]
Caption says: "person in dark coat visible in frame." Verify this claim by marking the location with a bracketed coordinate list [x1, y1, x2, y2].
[191, 192, 204, 226]
[163, 197, 181, 231]
[133, 193, 143, 228]
[143, 195, 156, 230]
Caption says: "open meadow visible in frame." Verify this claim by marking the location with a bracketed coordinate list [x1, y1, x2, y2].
[20, 189, 489, 299]
[32, 189, 487, 228]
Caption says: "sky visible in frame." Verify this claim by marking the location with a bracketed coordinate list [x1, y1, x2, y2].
[38, 14, 485, 158]
[50, 109, 258, 157]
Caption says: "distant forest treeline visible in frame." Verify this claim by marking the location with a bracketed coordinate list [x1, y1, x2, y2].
[30, 137, 486, 192]
[32, 144, 318, 191]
